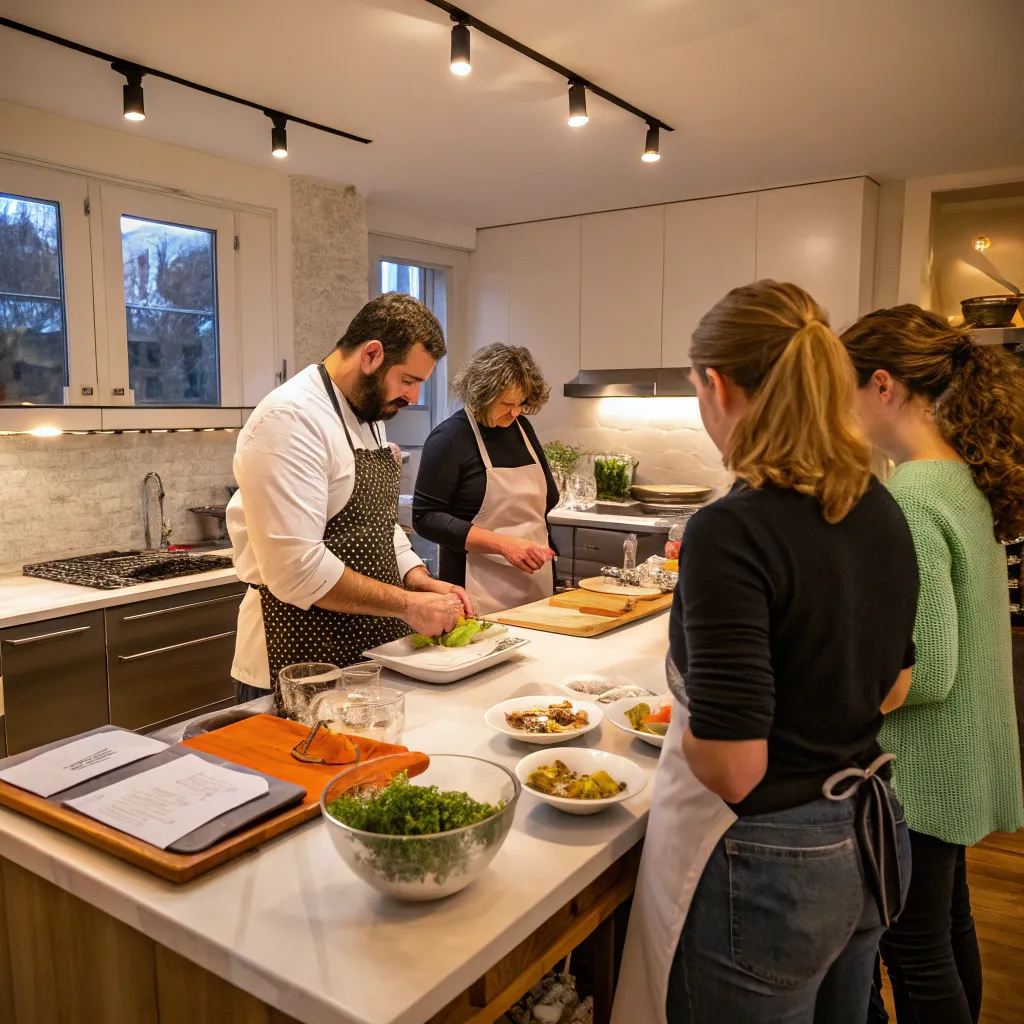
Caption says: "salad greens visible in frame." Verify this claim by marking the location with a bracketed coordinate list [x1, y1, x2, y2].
[411, 617, 491, 648]
[327, 772, 507, 884]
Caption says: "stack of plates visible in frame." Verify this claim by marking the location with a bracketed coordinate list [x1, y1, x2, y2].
[630, 484, 712, 508]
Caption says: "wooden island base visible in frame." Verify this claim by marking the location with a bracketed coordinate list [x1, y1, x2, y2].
[0, 847, 640, 1024]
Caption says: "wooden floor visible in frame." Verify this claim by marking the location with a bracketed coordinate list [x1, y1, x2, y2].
[881, 829, 1024, 1024]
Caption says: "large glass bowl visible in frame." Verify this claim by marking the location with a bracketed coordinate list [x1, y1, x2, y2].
[320, 753, 520, 901]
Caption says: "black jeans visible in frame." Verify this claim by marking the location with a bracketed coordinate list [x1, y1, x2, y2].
[869, 829, 982, 1024]
[234, 680, 272, 704]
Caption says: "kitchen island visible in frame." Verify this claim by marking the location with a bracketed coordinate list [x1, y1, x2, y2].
[0, 615, 670, 1024]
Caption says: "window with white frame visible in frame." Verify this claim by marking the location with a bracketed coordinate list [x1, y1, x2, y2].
[0, 157, 271, 414]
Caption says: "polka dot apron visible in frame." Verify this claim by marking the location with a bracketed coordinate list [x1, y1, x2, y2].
[258, 363, 411, 706]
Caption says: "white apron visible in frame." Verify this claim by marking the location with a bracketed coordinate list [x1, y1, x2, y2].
[464, 413, 554, 616]
[611, 670, 737, 1024]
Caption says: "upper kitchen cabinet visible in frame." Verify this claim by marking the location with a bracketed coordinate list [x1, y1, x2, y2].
[755, 177, 879, 333]
[662, 193, 758, 366]
[580, 206, 665, 369]
[467, 226, 510, 358]
[509, 218, 581, 434]
[0, 158, 282, 431]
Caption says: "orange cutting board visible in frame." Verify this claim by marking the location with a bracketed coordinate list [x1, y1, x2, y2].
[0, 716, 412, 884]
[486, 590, 673, 637]
[181, 714, 406, 806]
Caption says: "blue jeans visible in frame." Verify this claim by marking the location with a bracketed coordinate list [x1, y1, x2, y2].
[667, 793, 911, 1024]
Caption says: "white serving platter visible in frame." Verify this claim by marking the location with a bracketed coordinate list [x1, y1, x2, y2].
[362, 630, 530, 684]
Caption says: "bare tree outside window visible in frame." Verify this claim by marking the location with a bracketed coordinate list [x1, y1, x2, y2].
[0, 194, 68, 405]
[121, 216, 220, 405]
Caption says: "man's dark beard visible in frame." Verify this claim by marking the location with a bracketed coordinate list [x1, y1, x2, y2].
[348, 367, 409, 422]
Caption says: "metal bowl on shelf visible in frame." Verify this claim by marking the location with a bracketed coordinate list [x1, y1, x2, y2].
[961, 295, 1022, 328]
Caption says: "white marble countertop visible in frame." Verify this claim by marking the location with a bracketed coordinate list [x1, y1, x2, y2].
[0, 555, 239, 630]
[0, 615, 670, 1024]
[548, 506, 684, 531]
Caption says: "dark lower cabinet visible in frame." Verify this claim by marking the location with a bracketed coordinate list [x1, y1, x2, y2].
[0, 610, 110, 755]
[105, 583, 245, 732]
[0, 719, 7, 758]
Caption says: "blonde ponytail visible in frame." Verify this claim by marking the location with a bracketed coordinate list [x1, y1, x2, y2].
[691, 281, 873, 523]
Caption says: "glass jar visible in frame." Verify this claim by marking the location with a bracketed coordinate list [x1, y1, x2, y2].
[593, 454, 638, 501]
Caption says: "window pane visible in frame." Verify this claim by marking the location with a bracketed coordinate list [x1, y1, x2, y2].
[381, 260, 421, 301]
[0, 194, 68, 405]
[121, 215, 219, 405]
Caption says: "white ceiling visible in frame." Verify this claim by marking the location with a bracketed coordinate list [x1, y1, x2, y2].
[0, 0, 1022, 227]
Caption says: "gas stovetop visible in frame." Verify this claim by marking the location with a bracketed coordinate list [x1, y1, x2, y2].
[23, 550, 235, 590]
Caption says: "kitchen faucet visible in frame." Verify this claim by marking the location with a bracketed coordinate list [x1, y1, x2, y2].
[141, 472, 172, 551]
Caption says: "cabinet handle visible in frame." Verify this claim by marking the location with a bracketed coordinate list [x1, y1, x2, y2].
[121, 593, 243, 622]
[6, 625, 91, 646]
[117, 630, 236, 662]
[579, 544, 600, 552]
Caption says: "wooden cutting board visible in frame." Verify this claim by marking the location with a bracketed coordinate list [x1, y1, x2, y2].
[486, 590, 673, 637]
[550, 590, 637, 616]
[0, 716, 412, 884]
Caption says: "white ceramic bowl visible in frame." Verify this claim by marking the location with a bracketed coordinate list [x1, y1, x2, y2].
[484, 695, 603, 745]
[605, 696, 673, 749]
[515, 748, 647, 816]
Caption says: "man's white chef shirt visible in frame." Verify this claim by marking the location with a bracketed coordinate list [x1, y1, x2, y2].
[227, 364, 422, 688]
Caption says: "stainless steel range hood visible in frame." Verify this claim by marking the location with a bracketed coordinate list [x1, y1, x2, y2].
[563, 368, 696, 398]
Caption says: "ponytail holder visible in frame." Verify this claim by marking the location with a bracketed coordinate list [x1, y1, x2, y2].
[951, 340, 974, 370]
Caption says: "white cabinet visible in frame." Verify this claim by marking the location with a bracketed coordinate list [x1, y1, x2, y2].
[580, 206, 664, 370]
[509, 218, 582, 435]
[755, 177, 879, 333]
[467, 226, 510, 357]
[662, 193, 757, 366]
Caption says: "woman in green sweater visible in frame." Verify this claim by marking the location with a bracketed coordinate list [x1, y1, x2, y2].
[842, 306, 1024, 1024]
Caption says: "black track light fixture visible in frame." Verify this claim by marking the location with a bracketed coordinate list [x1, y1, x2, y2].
[267, 112, 288, 158]
[113, 62, 146, 122]
[642, 123, 661, 163]
[567, 80, 588, 128]
[450, 16, 471, 76]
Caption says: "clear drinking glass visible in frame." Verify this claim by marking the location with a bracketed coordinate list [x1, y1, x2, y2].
[278, 662, 344, 724]
[340, 661, 381, 701]
[310, 685, 406, 746]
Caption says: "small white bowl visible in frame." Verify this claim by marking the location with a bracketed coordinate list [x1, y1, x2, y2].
[605, 696, 673, 749]
[515, 748, 647, 816]
[484, 696, 603, 745]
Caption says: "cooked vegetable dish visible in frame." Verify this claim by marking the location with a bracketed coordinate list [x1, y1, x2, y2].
[625, 701, 671, 736]
[527, 760, 627, 800]
[505, 700, 590, 734]
[411, 618, 505, 649]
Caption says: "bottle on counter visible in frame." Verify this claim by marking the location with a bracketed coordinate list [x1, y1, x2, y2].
[664, 523, 683, 571]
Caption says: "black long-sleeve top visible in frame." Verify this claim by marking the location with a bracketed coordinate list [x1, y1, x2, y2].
[670, 480, 919, 817]
[412, 409, 559, 587]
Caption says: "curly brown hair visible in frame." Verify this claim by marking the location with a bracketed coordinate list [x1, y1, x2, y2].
[690, 280, 873, 524]
[841, 305, 1024, 542]
[451, 343, 551, 418]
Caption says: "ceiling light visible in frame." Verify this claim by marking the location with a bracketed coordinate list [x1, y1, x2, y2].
[973, 236, 991, 252]
[113, 62, 146, 121]
[268, 113, 288, 158]
[642, 123, 661, 162]
[567, 81, 589, 128]
[450, 20, 471, 76]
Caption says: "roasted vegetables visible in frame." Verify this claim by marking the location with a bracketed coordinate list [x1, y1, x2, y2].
[411, 618, 504, 649]
[625, 701, 671, 736]
[526, 760, 626, 800]
[505, 701, 590, 734]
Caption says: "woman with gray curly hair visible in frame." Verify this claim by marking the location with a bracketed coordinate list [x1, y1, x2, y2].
[413, 343, 559, 613]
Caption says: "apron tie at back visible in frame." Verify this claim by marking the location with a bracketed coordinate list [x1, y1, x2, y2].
[823, 752, 902, 926]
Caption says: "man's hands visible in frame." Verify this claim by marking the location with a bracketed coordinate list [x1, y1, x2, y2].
[402, 567, 475, 636]
[497, 536, 557, 574]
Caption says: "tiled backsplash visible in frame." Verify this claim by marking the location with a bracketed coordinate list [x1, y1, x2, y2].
[531, 394, 731, 490]
[0, 432, 237, 570]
